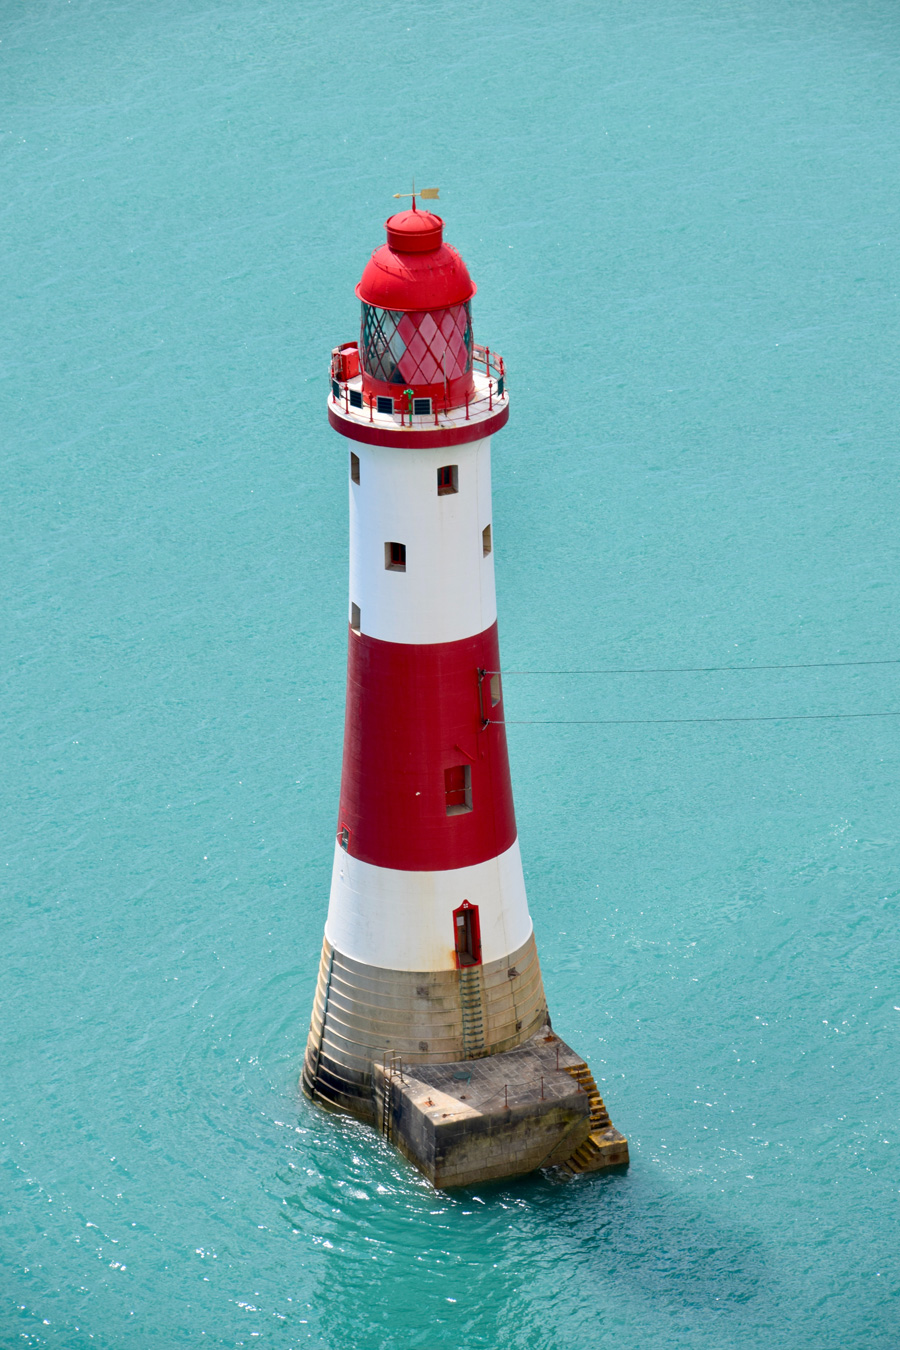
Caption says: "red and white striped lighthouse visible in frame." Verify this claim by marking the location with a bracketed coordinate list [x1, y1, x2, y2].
[302, 202, 628, 1183]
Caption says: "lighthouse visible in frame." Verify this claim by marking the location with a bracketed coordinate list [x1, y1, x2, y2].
[302, 199, 628, 1186]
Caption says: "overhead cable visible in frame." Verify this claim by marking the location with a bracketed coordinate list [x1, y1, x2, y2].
[494, 658, 900, 677]
[491, 710, 900, 727]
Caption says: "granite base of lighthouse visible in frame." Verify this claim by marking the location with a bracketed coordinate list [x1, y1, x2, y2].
[372, 1027, 629, 1188]
[301, 933, 550, 1121]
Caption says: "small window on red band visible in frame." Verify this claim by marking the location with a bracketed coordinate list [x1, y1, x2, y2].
[445, 764, 472, 815]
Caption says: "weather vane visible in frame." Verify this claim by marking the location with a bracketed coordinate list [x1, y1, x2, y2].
[393, 177, 439, 211]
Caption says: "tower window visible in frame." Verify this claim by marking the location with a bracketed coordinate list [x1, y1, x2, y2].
[490, 673, 501, 706]
[338, 823, 351, 852]
[350, 602, 361, 633]
[437, 464, 458, 496]
[445, 764, 472, 815]
[376, 395, 394, 415]
[413, 397, 432, 416]
[385, 542, 406, 571]
[350, 452, 360, 484]
[482, 524, 492, 556]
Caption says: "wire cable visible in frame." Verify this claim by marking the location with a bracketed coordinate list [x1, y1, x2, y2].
[494, 658, 900, 676]
[491, 710, 900, 727]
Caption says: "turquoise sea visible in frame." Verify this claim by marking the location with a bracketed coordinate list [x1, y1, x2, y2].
[3, 1, 899, 1345]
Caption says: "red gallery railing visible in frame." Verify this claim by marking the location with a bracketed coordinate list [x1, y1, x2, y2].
[330, 342, 506, 426]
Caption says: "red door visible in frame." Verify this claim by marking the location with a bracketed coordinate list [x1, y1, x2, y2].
[452, 900, 482, 968]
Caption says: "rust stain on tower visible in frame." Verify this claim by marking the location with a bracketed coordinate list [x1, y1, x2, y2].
[301, 200, 628, 1187]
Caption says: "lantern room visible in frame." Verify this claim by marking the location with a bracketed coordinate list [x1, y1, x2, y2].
[355, 209, 477, 410]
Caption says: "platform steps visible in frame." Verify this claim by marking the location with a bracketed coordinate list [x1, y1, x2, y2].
[458, 966, 487, 1060]
[560, 1061, 622, 1174]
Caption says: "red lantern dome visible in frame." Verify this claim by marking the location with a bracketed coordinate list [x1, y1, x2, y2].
[356, 210, 477, 408]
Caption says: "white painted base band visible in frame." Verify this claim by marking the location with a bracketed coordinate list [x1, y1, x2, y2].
[325, 836, 533, 971]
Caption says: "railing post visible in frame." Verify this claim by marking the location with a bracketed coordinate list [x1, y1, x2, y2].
[488, 380, 493, 411]
[465, 393, 469, 421]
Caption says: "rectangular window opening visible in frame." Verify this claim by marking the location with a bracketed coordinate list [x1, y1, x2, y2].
[338, 823, 351, 852]
[437, 464, 458, 496]
[349, 388, 363, 409]
[385, 541, 407, 571]
[350, 602, 361, 633]
[413, 397, 432, 416]
[482, 523, 492, 556]
[376, 395, 394, 415]
[445, 764, 472, 816]
[490, 673, 501, 706]
[350, 451, 360, 484]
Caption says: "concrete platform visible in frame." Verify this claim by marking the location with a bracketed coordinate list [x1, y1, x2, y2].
[373, 1026, 628, 1188]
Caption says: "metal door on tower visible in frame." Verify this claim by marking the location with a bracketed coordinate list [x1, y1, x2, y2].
[453, 900, 482, 967]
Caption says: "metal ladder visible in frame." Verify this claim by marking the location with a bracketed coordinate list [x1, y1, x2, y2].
[458, 965, 486, 1059]
[381, 1052, 402, 1140]
[305, 943, 336, 1097]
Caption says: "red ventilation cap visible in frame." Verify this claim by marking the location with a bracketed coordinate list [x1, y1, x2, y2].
[385, 209, 443, 253]
[357, 210, 476, 311]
